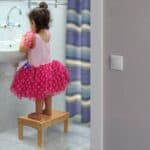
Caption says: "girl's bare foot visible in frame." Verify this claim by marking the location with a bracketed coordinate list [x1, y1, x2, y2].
[28, 112, 42, 120]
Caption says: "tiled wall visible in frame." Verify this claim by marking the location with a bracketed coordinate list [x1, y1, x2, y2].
[0, 1, 29, 41]
[0, 0, 67, 131]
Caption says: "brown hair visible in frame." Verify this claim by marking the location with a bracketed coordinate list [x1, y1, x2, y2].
[28, 2, 51, 33]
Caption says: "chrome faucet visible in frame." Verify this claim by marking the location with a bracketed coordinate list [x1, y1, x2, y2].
[6, 6, 22, 27]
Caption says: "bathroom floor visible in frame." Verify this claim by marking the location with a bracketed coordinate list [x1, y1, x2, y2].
[0, 116, 90, 150]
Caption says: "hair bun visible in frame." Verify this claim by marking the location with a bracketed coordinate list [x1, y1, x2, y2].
[39, 2, 48, 9]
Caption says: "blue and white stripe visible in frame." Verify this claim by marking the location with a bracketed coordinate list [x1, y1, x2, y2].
[65, 0, 91, 123]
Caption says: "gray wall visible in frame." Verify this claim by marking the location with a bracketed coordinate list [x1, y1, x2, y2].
[104, 0, 150, 150]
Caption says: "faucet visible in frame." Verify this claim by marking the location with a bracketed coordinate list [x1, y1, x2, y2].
[6, 6, 22, 27]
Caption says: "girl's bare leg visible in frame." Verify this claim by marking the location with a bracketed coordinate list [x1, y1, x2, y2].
[28, 100, 44, 120]
[43, 96, 52, 116]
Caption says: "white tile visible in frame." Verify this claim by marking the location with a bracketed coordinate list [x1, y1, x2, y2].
[0, 118, 90, 150]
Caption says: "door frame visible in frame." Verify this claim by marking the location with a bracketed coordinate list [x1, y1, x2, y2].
[91, 0, 104, 149]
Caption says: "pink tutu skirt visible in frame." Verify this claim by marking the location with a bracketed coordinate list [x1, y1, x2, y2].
[10, 60, 70, 100]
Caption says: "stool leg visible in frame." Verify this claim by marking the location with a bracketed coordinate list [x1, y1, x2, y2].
[18, 121, 23, 140]
[38, 128, 44, 148]
[64, 119, 68, 133]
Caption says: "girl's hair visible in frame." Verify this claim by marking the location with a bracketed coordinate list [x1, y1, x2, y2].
[28, 2, 51, 33]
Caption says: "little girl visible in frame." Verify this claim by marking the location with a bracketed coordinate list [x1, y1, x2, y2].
[10, 2, 70, 120]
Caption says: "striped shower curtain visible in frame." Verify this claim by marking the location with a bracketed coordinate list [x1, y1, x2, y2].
[65, 0, 91, 123]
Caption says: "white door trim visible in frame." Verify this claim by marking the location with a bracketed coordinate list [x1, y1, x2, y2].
[91, 0, 104, 149]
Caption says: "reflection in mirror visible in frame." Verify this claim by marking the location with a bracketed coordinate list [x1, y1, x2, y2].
[0, 0, 90, 149]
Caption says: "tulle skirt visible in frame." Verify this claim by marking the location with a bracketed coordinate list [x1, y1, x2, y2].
[10, 60, 70, 100]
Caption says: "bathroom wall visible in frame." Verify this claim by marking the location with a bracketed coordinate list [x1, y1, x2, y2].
[104, 0, 150, 150]
[0, 1, 29, 40]
[0, 0, 67, 131]
[0, 0, 30, 131]
[49, 4, 67, 111]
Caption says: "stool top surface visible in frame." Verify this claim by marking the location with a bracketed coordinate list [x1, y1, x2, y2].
[18, 110, 69, 124]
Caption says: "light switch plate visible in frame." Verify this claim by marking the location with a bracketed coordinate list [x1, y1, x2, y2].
[110, 55, 124, 71]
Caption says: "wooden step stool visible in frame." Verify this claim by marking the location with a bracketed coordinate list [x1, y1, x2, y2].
[18, 110, 69, 148]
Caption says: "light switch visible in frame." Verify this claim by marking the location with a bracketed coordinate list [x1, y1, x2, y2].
[110, 55, 123, 71]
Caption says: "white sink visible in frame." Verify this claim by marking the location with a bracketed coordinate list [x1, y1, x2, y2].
[0, 39, 26, 64]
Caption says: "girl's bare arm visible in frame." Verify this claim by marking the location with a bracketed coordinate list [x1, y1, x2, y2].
[19, 37, 28, 53]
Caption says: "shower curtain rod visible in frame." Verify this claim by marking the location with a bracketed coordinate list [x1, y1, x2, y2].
[30, 1, 68, 6]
